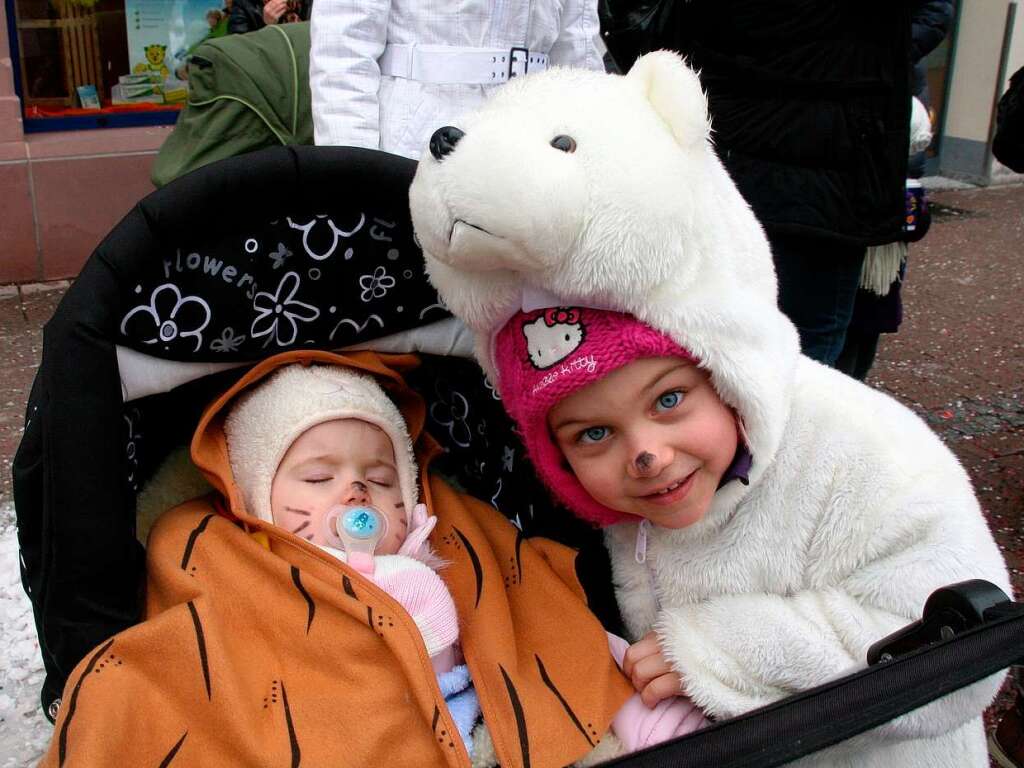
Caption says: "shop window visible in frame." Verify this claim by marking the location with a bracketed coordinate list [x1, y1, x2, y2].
[7, 0, 232, 131]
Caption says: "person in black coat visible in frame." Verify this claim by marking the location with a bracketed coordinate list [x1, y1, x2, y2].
[908, 0, 956, 176]
[229, 0, 312, 35]
[836, 0, 955, 381]
[993, 66, 1024, 173]
[600, 0, 911, 367]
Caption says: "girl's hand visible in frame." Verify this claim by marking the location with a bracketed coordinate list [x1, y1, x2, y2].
[263, 0, 288, 25]
[621, 630, 684, 709]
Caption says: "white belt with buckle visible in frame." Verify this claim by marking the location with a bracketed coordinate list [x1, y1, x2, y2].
[379, 43, 549, 85]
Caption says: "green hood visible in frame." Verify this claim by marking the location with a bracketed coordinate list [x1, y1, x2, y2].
[152, 22, 313, 187]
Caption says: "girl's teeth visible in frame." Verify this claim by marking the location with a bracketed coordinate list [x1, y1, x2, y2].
[658, 480, 682, 495]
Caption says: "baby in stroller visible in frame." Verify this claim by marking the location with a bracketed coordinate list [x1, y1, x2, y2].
[38, 348, 706, 768]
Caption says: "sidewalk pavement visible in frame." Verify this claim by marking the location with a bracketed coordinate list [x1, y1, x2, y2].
[0, 183, 1021, 757]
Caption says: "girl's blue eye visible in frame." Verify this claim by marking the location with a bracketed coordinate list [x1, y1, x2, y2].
[579, 426, 609, 444]
[656, 391, 683, 411]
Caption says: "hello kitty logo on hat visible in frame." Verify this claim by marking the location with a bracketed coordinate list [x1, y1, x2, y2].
[523, 307, 586, 370]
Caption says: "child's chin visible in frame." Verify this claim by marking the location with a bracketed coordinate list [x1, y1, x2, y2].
[652, 511, 704, 530]
[640, 500, 708, 530]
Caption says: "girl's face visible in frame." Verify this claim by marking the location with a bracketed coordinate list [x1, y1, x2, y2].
[270, 419, 407, 554]
[548, 357, 739, 529]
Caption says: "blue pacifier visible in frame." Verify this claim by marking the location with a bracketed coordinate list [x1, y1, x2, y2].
[326, 505, 389, 575]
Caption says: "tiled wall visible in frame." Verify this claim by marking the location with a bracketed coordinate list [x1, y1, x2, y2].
[0, 7, 172, 284]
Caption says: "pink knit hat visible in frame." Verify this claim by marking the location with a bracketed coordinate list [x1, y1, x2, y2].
[493, 306, 696, 527]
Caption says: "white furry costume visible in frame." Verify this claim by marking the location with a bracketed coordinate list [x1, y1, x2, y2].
[408, 52, 1012, 767]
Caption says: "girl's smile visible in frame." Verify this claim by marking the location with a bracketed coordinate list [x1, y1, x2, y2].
[637, 467, 698, 506]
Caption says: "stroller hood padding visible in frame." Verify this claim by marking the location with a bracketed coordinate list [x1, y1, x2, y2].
[151, 22, 313, 188]
[13, 145, 613, 716]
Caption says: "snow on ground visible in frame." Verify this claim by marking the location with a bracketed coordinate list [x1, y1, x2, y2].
[0, 502, 50, 767]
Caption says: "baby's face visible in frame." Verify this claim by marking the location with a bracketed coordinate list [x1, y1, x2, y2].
[270, 419, 407, 554]
[548, 357, 738, 529]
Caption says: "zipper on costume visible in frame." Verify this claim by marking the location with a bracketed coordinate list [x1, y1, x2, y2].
[634, 519, 662, 612]
[635, 519, 650, 563]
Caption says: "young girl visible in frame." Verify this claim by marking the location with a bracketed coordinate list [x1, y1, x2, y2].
[407, 50, 1013, 765]
[483, 296, 1012, 767]
[404, 47, 1021, 768]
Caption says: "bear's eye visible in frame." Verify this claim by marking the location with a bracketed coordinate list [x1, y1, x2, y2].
[550, 135, 577, 153]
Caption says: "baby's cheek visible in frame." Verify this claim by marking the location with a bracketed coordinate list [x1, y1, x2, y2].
[376, 529, 402, 556]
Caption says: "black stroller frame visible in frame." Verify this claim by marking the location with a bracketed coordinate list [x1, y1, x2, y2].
[13, 146, 1024, 766]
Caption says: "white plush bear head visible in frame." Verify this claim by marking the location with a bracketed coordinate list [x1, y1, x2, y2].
[409, 52, 801, 492]
[410, 52, 777, 334]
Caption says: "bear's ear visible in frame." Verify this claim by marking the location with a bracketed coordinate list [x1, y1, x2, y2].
[626, 51, 710, 148]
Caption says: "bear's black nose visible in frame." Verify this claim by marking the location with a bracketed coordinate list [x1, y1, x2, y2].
[429, 126, 465, 161]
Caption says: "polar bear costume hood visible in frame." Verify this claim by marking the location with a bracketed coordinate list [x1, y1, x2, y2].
[410, 51, 798, 531]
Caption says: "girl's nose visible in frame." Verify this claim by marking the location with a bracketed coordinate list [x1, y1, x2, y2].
[625, 444, 671, 479]
[343, 480, 371, 506]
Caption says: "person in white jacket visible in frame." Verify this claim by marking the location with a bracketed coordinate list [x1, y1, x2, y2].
[406, 51, 1014, 767]
[309, 0, 606, 159]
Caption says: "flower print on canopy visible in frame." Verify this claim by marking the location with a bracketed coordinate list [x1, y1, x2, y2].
[250, 271, 320, 347]
[359, 266, 396, 303]
[429, 382, 473, 448]
[209, 327, 246, 353]
[287, 213, 365, 261]
[482, 375, 502, 401]
[120, 283, 211, 352]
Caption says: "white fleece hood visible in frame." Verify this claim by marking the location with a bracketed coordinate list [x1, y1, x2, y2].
[410, 51, 800, 524]
[224, 363, 420, 525]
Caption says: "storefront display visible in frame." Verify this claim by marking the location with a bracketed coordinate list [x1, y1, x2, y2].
[8, 0, 232, 130]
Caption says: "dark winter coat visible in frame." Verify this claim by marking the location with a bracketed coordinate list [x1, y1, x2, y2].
[909, 0, 956, 177]
[994, 66, 1024, 173]
[229, 0, 312, 35]
[911, 0, 956, 88]
[602, 0, 912, 247]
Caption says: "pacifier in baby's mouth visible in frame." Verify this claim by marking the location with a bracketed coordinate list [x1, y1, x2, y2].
[323, 505, 389, 575]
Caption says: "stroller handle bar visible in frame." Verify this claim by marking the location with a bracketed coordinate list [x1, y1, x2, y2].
[601, 580, 1023, 768]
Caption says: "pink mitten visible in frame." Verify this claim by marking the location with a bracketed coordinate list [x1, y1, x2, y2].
[372, 556, 459, 662]
[606, 633, 709, 751]
[611, 690, 709, 751]
[397, 503, 437, 559]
